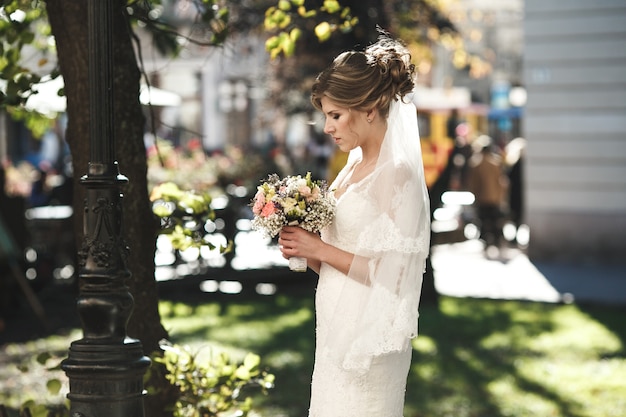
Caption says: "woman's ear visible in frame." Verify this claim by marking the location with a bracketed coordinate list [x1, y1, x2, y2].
[366, 108, 378, 122]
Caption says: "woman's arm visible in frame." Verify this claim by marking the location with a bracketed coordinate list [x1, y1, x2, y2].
[278, 226, 354, 276]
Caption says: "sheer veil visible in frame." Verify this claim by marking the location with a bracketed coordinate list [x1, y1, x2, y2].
[324, 94, 430, 372]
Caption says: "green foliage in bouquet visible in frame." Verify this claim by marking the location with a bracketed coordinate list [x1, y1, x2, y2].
[148, 341, 275, 417]
[150, 182, 231, 253]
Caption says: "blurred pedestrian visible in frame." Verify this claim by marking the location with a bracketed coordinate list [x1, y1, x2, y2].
[468, 136, 508, 251]
[505, 137, 527, 231]
[306, 130, 334, 181]
[446, 108, 463, 140]
[449, 122, 473, 190]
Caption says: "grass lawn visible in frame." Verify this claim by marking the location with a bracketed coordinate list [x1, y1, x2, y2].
[2, 288, 625, 417]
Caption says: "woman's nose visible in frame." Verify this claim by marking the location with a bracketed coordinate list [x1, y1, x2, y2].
[324, 120, 333, 134]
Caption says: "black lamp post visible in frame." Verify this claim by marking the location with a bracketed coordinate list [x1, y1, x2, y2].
[61, 1, 150, 416]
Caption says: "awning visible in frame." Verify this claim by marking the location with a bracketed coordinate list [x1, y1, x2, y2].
[16, 76, 182, 116]
[139, 84, 182, 107]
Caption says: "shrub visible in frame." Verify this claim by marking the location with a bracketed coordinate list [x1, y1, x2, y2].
[147, 340, 275, 417]
[4, 342, 274, 417]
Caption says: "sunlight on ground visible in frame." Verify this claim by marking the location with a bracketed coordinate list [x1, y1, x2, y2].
[154, 230, 288, 286]
[432, 240, 563, 303]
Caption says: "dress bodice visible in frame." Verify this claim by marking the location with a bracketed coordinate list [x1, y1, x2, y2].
[321, 185, 376, 252]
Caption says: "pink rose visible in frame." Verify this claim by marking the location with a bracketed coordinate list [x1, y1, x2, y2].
[308, 186, 320, 202]
[298, 185, 312, 199]
[252, 191, 265, 215]
[261, 201, 277, 217]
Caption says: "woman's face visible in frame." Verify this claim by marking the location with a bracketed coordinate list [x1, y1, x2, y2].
[320, 96, 369, 153]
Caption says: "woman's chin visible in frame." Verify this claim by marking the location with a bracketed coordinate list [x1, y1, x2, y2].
[336, 143, 352, 153]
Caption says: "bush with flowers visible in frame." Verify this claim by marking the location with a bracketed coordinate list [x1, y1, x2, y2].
[147, 139, 284, 253]
[150, 181, 231, 252]
[146, 139, 274, 197]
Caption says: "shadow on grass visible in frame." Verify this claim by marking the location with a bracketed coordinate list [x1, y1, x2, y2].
[160, 286, 626, 417]
[158, 273, 317, 417]
[407, 298, 594, 417]
[157, 285, 583, 417]
[578, 303, 626, 359]
[3, 268, 625, 417]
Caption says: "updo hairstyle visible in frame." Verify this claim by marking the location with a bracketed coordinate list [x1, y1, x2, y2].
[311, 34, 415, 119]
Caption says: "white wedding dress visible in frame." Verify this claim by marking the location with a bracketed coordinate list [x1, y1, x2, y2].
[307, 99, 430, 417]
[308, 181, 412, 417]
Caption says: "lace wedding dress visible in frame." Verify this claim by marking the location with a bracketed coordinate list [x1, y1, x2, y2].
[307, 99, 430, 417]
[308, 180, 413, 417]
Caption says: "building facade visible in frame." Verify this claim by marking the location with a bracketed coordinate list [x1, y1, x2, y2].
[523, 0, 626, 263]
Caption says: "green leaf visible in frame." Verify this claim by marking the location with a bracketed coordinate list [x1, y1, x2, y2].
[46, 378, 63, 395]
[153, 202, 174, 218]
[20, 30, 35, 44]
[297, 6, 316, 18]
[243, 353, 260, 370]
[277, 0, 291, 11]
[322, 0, 341, 14]
[179, 193, 207, 214]
[314, 21, 332, 42]
[36, 351, 52, 365]
[281, 35, 296, 56]
[234, 365, 251, 380]
[289, 27, 301, 42]
[265, 35, 280, 51]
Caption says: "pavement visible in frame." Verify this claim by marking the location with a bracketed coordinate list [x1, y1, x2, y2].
[431, 239, 626, 307]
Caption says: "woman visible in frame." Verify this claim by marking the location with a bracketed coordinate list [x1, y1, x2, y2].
[278, 34, 430, 417]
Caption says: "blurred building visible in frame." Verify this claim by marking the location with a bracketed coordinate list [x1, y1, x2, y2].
[523, 0, 626, 263]
[437, 0, 525, 141]
[135, 1, 271, 153]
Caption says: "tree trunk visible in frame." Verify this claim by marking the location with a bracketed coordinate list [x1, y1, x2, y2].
[46, 1, 172, 416]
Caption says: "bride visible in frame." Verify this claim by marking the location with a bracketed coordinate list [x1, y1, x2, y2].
[278, 33, 430, 417]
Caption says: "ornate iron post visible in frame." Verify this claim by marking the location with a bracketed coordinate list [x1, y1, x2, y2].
[61, 1, 150, 416]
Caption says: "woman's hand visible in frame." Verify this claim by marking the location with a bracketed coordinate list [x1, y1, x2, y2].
[279, 226, 354, 276]
[278, 226, 323, 262]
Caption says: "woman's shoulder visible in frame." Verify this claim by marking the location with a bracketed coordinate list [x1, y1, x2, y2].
[373, 159, 415, 181]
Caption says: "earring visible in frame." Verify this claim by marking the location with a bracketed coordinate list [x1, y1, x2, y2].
[367, 118, 372, 123]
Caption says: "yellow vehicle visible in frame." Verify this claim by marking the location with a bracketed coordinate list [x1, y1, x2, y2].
[418, 107, 489, 187]
[327, 87, 489, 190]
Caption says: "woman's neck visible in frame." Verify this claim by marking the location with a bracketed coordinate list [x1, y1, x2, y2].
[360, 122, 386, 163]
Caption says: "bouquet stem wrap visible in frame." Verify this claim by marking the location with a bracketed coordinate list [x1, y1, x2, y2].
[288, 256, 308, 272]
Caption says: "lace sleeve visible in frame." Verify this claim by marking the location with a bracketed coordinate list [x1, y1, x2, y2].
[358, 177, 429, 256]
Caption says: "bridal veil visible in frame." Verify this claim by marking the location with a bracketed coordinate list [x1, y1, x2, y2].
[324, 94, 431, 372]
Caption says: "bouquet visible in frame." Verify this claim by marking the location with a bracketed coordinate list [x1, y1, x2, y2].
[251, 172, 335, 271]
